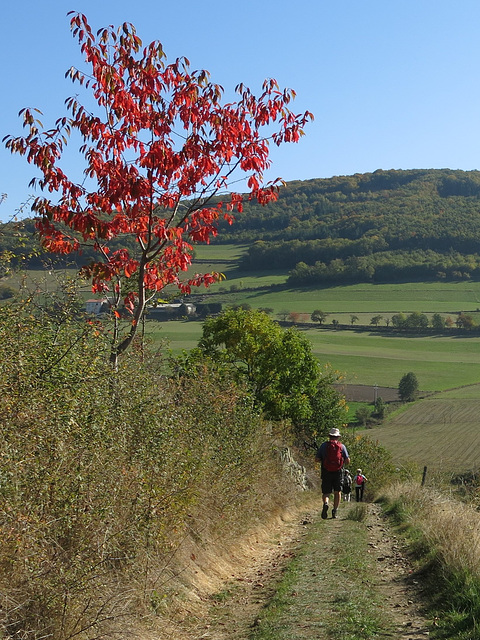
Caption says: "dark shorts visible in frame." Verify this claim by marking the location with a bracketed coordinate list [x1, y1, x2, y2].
[321, 469, 343, 495]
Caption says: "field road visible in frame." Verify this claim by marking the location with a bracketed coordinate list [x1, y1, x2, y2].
[175, 499, 433, 639]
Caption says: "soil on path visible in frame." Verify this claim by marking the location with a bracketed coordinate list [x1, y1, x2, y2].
[184, 500, 432, 639]
[365, 503, 431, 639]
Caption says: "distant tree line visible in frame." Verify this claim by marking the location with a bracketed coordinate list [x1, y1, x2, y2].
[286, 250, 480, 285]
[307, 310, 478, 331]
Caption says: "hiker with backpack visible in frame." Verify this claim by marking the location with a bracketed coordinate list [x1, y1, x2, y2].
[342, 468, 352, 501]
[315, 427, 350, 519]
[354, 469, 368, 502]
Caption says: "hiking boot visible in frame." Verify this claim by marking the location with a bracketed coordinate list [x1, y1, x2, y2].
[331, 509, 337, 519]
[321, 503, 329, 519]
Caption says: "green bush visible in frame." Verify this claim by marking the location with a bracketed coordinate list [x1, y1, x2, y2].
[341, 432, 396, 498]
[0, 284, 15, 299]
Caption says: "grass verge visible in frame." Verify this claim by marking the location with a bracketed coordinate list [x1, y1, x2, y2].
[250, 506, 390, 640]
[380, 482, 480, 639]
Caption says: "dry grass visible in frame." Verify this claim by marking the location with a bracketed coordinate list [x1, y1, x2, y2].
[381, 481, 480, 637]
[384, 482, 480, 577]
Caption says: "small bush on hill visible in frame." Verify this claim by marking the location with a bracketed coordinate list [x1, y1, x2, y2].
[341, 432, 396, 500]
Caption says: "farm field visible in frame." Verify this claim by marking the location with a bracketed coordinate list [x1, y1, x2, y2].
[224, 281, 480, 317]
[365, 387, 480, 474]
[192, 278, 480, 325]
[304, 329, 480, 390]
[148, 320, 480, 392]
[5, 263, 480, 393]
[146, 320, 203, 353]
[193, 244, 248, 261]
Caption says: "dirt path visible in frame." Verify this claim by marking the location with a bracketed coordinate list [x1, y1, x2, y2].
[187, 500, 433, 639]
[365, 503, 431, 638]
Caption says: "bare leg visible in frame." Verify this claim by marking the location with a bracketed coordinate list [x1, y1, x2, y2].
[333, 491, 341, 510]
[321, 494, 330, 519]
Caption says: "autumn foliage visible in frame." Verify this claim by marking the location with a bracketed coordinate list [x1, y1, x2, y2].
[4, 12, 312, 362]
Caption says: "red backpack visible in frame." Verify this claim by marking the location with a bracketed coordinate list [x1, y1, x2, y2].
[323, 440, 344, 471]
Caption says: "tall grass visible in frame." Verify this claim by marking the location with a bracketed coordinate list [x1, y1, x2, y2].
[381, 482, 480, 638]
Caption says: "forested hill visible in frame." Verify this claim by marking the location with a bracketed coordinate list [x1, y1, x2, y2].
[3, 168, 480, 283]
[214, 168, 480, 284]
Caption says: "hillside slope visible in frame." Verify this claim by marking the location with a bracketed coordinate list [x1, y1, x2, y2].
[211, 168, 480, 284]
[4, 169, 480, 280]
[218, 168, 480, 245]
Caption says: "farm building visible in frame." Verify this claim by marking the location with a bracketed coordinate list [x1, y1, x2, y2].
[85, 299, 110, 315]
[147, 302, 196, 320]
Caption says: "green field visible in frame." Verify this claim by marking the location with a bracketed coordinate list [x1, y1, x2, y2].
[147, 320, 480, 392]
[193, 243, 249, 261]
[219, 280, 480, 316]
[304, 329, 480, 390]
[147, 320, 204, 353]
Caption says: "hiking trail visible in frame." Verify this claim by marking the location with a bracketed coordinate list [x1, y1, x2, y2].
[178, 500, 432, 639]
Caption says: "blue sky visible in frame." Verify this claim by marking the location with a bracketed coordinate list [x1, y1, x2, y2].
[2, 1, 480, 220]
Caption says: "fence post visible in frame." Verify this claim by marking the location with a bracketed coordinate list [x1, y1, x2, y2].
[421, 466, 427, 486]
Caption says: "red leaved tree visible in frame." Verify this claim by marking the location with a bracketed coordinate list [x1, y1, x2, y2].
[4, 13, 313, 366]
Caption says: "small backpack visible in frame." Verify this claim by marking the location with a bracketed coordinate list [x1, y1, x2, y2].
[342, 472, 352, 492]
[323, 440, 344, 472]
[355, 474, 364, 485]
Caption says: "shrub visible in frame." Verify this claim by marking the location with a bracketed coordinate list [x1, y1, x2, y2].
[355, 406, 372, 426]
[0, 284, 15, 299]
[341, 433, 396, 498]
[0, 297, 292, 639]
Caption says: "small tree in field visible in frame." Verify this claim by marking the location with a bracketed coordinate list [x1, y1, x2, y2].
[4, 13, 312, 367]
[311, 309, 327, 325]
[398, 372, 419, 402]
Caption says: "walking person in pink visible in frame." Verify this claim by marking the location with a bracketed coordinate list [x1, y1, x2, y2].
[354, 469, 368, 502]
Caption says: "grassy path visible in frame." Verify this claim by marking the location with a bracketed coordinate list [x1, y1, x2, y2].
[194, 500, 433, 640]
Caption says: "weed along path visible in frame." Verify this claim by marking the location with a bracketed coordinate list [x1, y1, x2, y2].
[189, 500, 432, 640]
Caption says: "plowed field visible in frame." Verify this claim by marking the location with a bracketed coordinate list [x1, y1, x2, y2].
[366, 390, 480, 473]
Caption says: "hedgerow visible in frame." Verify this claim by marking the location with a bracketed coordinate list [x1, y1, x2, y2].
[0, 295, 294, 639]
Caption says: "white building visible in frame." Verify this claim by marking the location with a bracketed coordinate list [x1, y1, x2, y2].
[85, 299, 110, 315]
